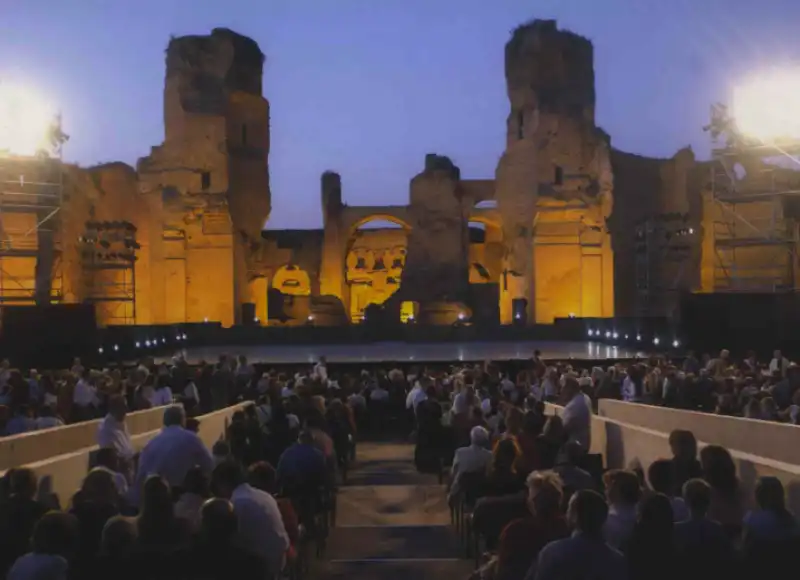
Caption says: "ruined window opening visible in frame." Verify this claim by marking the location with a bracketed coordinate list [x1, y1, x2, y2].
[201, 172, 211, 190]
[241, 124, 248, 146]
[554, 166, 563, 185]
[355, 257, 366, 269]
[392, 258, 403, 269]
[516, 111, 524, 140]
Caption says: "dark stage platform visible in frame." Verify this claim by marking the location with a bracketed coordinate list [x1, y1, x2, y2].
[158, 340, 647, 365]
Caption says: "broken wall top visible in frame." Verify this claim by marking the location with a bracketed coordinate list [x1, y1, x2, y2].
[505, 19, 595, 116]
[166, 28, 265, 115]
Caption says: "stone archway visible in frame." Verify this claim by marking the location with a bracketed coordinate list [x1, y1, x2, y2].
[345, 216, 410, 322]
[271, 264, 311, 296]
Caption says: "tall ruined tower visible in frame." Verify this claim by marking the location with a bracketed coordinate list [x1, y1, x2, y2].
[495, 20, 613, 323]
[138, 28, 271, 326]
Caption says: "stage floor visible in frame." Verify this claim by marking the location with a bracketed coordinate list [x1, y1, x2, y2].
[161, 340, 646, 365]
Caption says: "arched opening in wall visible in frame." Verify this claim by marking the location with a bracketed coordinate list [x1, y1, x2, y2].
[271, 264, 311, 296]
[346, 215, 410, 323]
[468, 221, 486, 244]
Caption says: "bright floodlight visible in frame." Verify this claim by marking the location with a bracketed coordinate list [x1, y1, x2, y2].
[0, 83, 56, 156]
[732, 68, 800, 141]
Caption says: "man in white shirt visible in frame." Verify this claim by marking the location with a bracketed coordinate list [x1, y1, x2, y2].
[212, 459, 289, 577]
[769, 350, 790, 377]
[73, 370, 99, 419]
[133, 406, 214, 505]
[406, 380, 426, 411]
[561, 377, 592, 451]
[313, 356, 328, 384]
[96, 395, 136, 463]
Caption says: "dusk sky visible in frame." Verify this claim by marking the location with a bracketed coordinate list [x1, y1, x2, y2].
[3, 0, 798, 228]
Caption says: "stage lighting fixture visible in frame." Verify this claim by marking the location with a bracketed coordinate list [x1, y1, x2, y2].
[0, 82, 58, 156]
[732, 68, 800, 141]
[113, 345, 119, 351]
[145, 340, 151, 347]
[636, 334, 642, 341]
[587, 329, 594, 337]
[161, 338, 166, 344]
[203, 317, 209, 323]
[605, 331, 611, 338]
[254, 317, 259, 323]
[672, 339, 680, 348]
[653, 337, 660, 346]
[98, 347, 103, 354]
[568, 313, 576, 318]
[458, 312, 465, 321]
[612, 332, 619, 339]
[408, 314, 415, 322]
[624, 334, 629, 339]
[135, 341, 141, 348]
[689, 228, 694, 234]
[307, 315, 314, 321]
[514, 313, 521, 320]
[182, 333, 187, 340]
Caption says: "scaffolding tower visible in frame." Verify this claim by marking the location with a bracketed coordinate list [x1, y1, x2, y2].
[79, 221, 138, 325]
[706, 104, 800, 292]
[0, 125, 66, 306]
[633, 213, 696, 319]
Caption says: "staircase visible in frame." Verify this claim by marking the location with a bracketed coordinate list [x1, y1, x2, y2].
[316, 441, 472, 580]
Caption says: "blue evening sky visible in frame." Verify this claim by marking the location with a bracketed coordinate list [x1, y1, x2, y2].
[2, 0, 798, 228]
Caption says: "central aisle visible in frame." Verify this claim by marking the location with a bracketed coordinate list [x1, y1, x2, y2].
[317, 441, 473, 580]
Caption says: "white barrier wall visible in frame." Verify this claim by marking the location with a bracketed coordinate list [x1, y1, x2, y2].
[545, 403, 800, 515]
[0, 405, 180, 471]
[597, 399, 800, 467]
[6, 403, 247, 507]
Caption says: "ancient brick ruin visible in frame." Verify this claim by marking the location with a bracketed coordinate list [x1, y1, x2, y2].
[5, 20, 790, 327]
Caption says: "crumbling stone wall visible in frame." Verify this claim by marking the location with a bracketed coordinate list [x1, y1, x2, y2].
[134, 28, 272, 325]
[399, 154, 470, 304]
[496, 20, 614, 323]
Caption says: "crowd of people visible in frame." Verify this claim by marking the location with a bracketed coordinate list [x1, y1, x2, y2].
[0, 346, 798, 580]
[0, 353, 360, 580]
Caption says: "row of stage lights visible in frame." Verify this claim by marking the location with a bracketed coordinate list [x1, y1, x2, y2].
[587, 328, 681, 349]
[97, 332, 189, 355]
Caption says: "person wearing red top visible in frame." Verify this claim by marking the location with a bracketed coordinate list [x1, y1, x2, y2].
[495, 470, 569, 580]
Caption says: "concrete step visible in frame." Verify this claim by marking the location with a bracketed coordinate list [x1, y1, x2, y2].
[336, 486, 449, 526]
[319, 559, 474, 580]
[326, 525, 460, 561]
[345, 458, 441, 486]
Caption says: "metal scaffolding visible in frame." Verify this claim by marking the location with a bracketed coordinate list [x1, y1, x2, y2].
[633, 213, 696, 319]
[0, 126, 66, 305]
[706, 103, 800, 292]
[79, 221, 138, 325]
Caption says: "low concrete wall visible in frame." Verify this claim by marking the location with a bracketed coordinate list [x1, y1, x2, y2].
[7, 403, 247, 507]
[545, 403, 800, 515]
[597, 399, 800, 467]
[0, 405, 179, 471]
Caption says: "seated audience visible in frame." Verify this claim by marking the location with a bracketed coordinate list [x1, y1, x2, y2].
[133, 406, 214, 504]
[625, 493, 676, 580]
[495, 470, 569, 580]
[0, 468, 49, 576]
[211, 459, 290, 578]
[7, 511, 79, 580]
[674, 478, 735, 580]
[186, 498, 267, 580]
[699, 445, 744, 539]
[646, 458, 689, 522]
[529, 489, 626, 580]
[484, 438, 524, 497]
[602, 469, 641, 551]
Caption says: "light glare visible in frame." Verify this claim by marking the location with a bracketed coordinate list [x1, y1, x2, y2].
[732, 69, 800, 141]
[0, 83, 56, 156]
